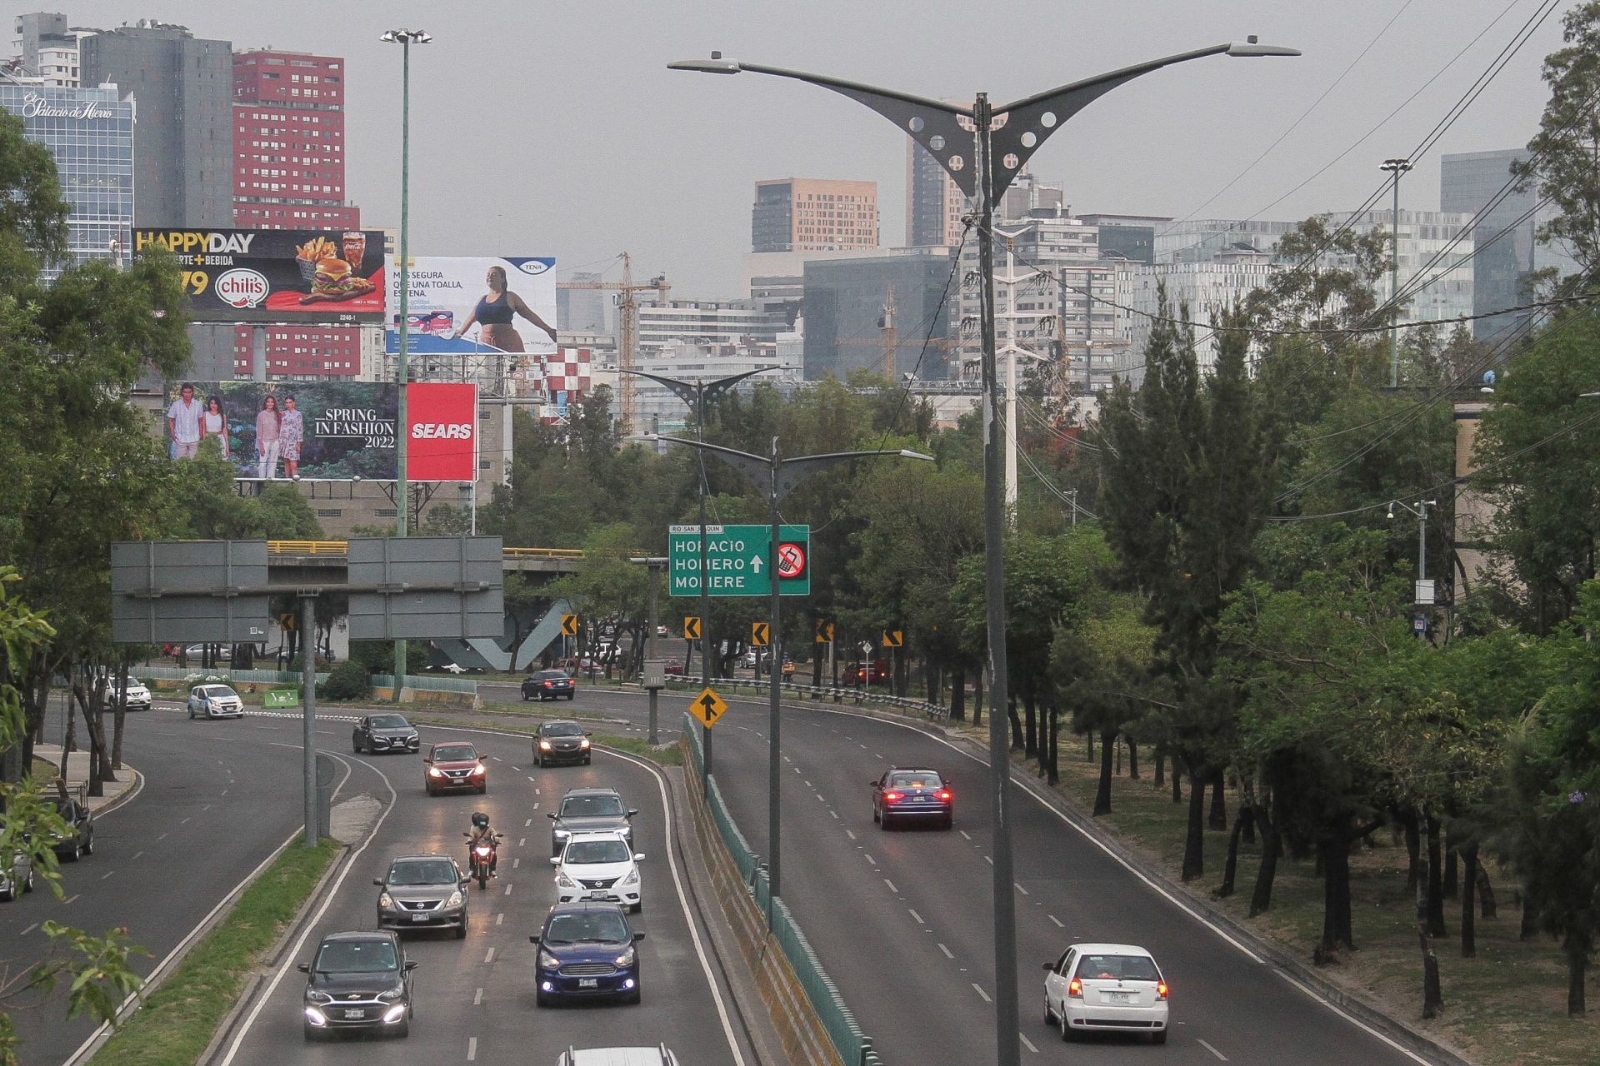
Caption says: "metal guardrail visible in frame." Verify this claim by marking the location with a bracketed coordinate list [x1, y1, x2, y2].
[664, 674, 948, 722]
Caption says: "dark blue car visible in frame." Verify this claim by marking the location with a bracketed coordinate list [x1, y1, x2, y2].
[531, 901, 644, 1006]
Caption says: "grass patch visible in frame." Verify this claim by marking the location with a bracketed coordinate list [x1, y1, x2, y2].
[95, 838, 341, 1066]
[978, 729, 1600, 1066]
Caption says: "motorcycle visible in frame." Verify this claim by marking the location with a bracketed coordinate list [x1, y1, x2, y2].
[463, 832, 501, 890]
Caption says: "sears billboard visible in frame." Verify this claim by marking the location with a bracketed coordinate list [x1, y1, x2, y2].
[385, 257, 557, 357]
[135, 229, 387, 324]
[163, 381, 476, 481]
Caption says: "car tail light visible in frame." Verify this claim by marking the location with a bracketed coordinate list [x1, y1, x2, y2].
[1068, 977, 1083, 998]
[883, 791, 902, 802]
[543, 681, 553, 688]
[1156, 980, 1169, 1000]
[936, 789, 952, 801]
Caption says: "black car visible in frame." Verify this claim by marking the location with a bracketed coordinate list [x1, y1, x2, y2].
[43, 796, 94, 860]
[535, 721, 592, 767]
[871, 767, 954, 830]
[522, 669, 577, 702]
[299, 930, 415, 1040]
[549, 787, 636, 855]
[353, 713, 421, 755]
[532, 901, 644, 1006]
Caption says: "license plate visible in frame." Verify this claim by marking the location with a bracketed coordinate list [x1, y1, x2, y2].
[578, 978, 598, 988]
[1106, 991, 1131, 1004]
[344, 1009, 366, 1019]
[410, 914, 429, 922]
[585, 890, 610, 900]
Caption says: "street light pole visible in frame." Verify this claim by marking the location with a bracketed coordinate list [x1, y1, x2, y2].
[669, 40, 1296, 1064]
[382, 27, 431, 700]
[624, 367, 777, 784]
[1382, 157, 1413, 389]
[1390, 497, 1436, 639]
[652, 435, 931, 918]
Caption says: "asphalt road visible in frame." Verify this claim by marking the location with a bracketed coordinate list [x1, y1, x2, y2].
[0, 701, 309, 1066]
[573, 688, 1432, 1066]
[214, 711, 752, 1066]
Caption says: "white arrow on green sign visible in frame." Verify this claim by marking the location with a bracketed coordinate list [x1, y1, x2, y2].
[667, 524, 810, 598]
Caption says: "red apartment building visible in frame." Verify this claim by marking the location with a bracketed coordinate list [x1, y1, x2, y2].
[232, 49, 362, 379]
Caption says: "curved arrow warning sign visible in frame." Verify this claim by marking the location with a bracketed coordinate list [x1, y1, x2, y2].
[691, 686, 727, 728]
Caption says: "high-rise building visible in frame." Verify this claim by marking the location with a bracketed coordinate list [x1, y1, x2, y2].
[232, 49, 356, 230]
[557, 272, 609, 333]
[80, 20, 232, 227]
[1440, 149, 1581, 340]
[0, 74, 134, 274]
[803, 249, 958, 381]
[906, 139, 964, 248]
[10, 11, 92, 85]
[1078, 213, 1167, 265]
[752, 178, 879, 253]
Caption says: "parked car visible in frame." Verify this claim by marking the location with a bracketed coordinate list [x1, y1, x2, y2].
[299, 930, 415, 1040]
[182, 643, 231, 661]
[557, 1047, 681, 1066]
[661, 659, 685, 676]
[550, 830, 644, 912]
[847, 660, 890, 685]
[0, 850, 34, 901]
[423, 741, 487, 796]
[353, 714, 420, 755]
[549, 787, 636, 855]
[187, 684, 244, 720]
[374, 855, 468, 938]
[106, 677, 151, 711]
[43, 795, 94, 860]
[1043, 942, 1169, 1043]
[534, 721, 592, 767]
[531, 901, 644, 1006]
[522, 669, 576, 702]
[870, 767, 954, 830]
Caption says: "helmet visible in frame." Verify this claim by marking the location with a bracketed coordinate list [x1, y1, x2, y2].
[471, 811, 489, 828]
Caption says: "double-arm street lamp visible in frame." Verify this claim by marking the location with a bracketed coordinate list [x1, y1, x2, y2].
[381, 27, 430, 698]
[671, 39, 1297, 1065]
[1381, 157, 1414, 389]
[625, 367, 777, 783]
[653, 434, 931, 923]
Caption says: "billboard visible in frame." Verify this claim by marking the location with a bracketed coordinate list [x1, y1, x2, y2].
[385, 257, 557, 358]
[134, 229, 387, 324]
[162, 381, 477, 481]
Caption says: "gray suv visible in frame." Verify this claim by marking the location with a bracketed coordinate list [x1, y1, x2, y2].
[549, 787, 636, 856]
[375, 855, 469, 938]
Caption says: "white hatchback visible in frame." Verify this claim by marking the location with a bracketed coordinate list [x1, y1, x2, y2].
[1043, 942, 1168, 1044]
[551, 831, 643, 913]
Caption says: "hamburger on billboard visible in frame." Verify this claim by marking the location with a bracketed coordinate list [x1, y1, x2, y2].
[135, 228, 386, 324]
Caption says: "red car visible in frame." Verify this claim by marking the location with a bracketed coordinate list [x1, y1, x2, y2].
[849, 660, 889, 685]
[423, 741, 488, 796]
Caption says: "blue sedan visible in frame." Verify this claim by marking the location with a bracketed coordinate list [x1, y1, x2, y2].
[531, 902, 644, 1006]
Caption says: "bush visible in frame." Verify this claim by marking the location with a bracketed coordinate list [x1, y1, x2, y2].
[322, 659, 372, 701]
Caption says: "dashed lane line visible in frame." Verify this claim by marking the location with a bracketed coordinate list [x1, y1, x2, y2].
[1016, 883, 1029, 895]
[467, 1036, 478, 1061]
[937, 942, 953, 959]
[1020, 1033, 1039, 1053]
[1199, 1038, 1228, 1061]
[908, 908, 925, 924]
[1048, 914, 1064, 928]
[484, 948, 495, 964]
[473, 988, 483, 1005]
[845, 829, 857, 841]
[973, 983, 992, 1003]
[883, 879, 898, 893]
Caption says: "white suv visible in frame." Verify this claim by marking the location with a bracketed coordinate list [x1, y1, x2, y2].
[550, 830, 643, 913]
[557, 1046, 679, 1066]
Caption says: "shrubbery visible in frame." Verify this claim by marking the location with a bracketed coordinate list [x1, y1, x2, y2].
[321, 659, 372, 701]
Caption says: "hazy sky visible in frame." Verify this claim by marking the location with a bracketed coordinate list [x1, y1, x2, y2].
[7, 0, 1571, 296]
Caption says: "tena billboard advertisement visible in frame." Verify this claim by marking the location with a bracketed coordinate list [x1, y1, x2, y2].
[134, 229, 387, 324]
[386, 257, 557, 357]
[162, 381, 477, 481]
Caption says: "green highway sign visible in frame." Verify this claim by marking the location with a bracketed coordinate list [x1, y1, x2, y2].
[668, 524, 810, 598]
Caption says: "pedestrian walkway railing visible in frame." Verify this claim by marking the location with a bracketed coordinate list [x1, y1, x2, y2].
[685, 716, 883, 1066]
[665, 674, 947, 723]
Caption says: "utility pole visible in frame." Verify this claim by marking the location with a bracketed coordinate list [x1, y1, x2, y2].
[1390, 497, 1435, 639]
[1381, 157, 1412, 389]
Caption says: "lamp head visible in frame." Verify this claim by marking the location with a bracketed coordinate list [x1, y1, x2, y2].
[1226, 36, 1301, 57]
[381, 29, 432, 45]
[668, 52, 742, 74]
[1387, 503, 1396, 520]
[898, 449, 936, 463]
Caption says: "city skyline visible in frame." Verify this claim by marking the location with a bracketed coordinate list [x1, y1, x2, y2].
[3, 0, 1571, 298]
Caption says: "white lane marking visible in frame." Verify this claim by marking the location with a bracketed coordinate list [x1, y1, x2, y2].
[815, 793, 826, 801]
[504, 884, 513, 896]
[1048, 914, 1064, 928]
[492, 756, 502, 762]
[510, 766, 520, 771]
[215, 753, 395, 1066]
[63, 894, 79, 905]
[219, 790, 227, 797]
[1198, 1038, 1228, 1060]
[874, 753, 883, 759]
[1020, 1033, 1039, 1053]
[525, 818, 533, 827]
[533, 802, 539, 810]
[985, 855, 994, 865]
[864, 854, 877, 866]
[495, 913, 503, 926]
[959, 830, 972, 840]
[972, 983, 991, 1002]
[1016, 883, 1029, 895]
[859, 743, 867, 749]
[467, 1036, 478, 1061]
[908, 908, 925, 924]
[157, 832, 167, 841]
[473, 987, 483, 1005]
[804, 780, 812, 787]
[131, 851, 143, 861]
[101, 871, 114, 880]
[484, 947, 495, 964]
[21, 922, 38, 936]
[938, 942, 953, 958]
[845, 829, 857, 841]
[829, 810, 839, 819]
[528, 776, 536, 782]
[883, 879, 898, 893]
[200, 804, 211, 812]
[519, 837, 526, 847]
[513, 858, 520, 869]
[179, 817, 190, 824]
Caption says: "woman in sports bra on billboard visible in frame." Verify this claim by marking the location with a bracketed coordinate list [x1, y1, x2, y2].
[451, 265, 557, 353]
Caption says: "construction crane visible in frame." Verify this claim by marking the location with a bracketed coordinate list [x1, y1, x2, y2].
[877, 287, 897, 381]
[834, 286, 959, 382]
[556, 252, 670, 434]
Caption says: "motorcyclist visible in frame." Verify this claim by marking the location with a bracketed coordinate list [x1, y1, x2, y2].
[465, 811, 499, 875]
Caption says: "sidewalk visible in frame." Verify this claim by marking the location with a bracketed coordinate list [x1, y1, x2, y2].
[32, 743, 143, 815]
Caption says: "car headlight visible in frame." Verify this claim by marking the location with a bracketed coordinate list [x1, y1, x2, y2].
[553, 828, 569, 840]
[538, 949, 561, 969]
[556, 871, 578, 888]
[306, 990, 333, 1004]
[613, 945, 636, 967]
[578, 738, 591, 749]
[378, 892, 394, 908]
[427, 767, 444, 778]
[446, 891, 463, 907]
[620, 867, 640, 886]
[471, 763, 486, 776]
[378, 985, 405, 1001]
[539, 740, 553, 750]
